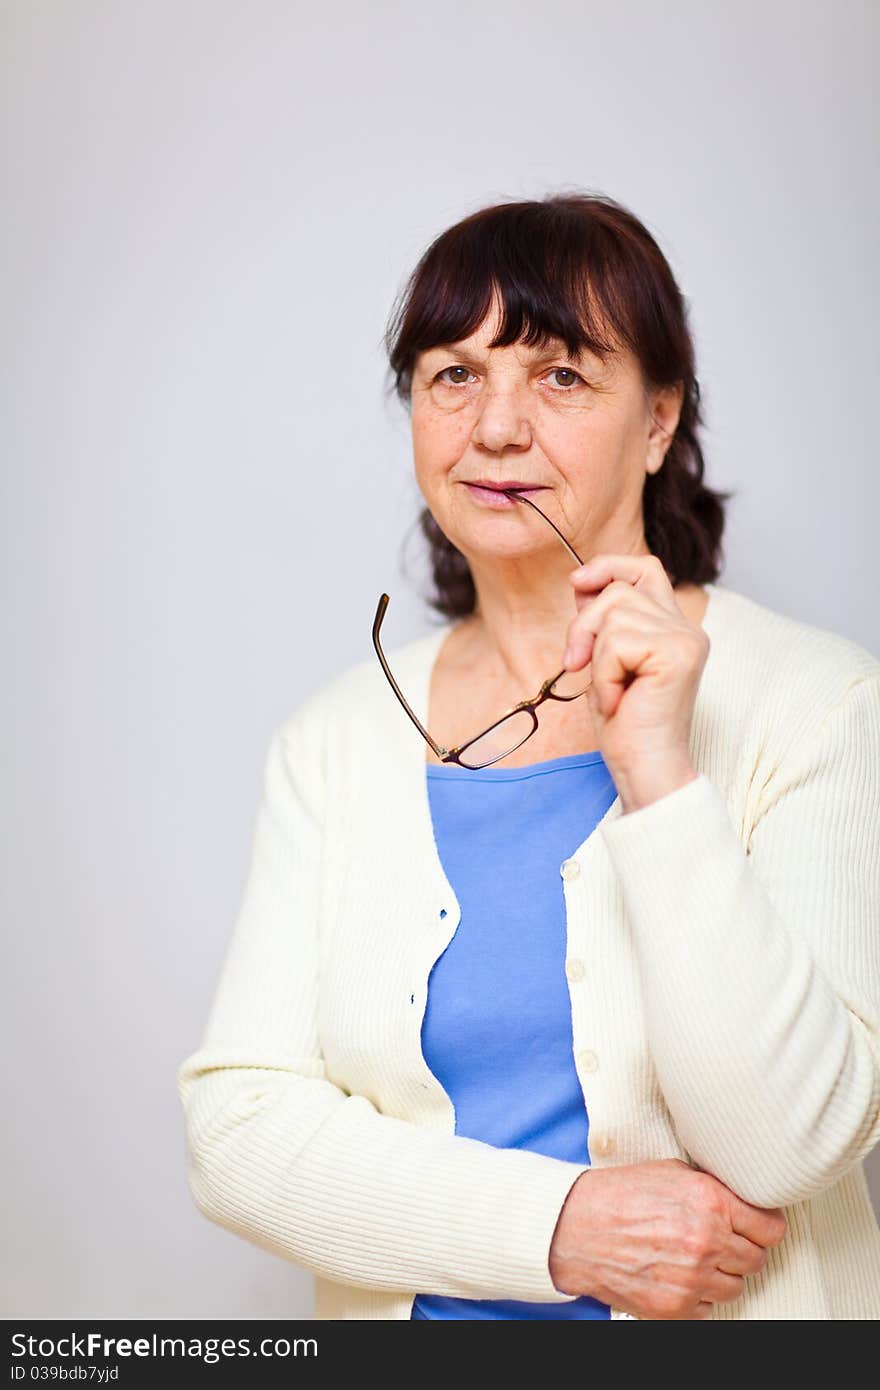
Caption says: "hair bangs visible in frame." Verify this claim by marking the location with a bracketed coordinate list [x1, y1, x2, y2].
[385, 201, 627, 402]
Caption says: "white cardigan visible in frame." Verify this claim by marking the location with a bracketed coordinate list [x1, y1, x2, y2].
[177, 579, 880, 1319]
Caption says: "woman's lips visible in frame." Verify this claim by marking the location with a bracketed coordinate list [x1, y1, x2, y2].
[463, 483, 547, 508]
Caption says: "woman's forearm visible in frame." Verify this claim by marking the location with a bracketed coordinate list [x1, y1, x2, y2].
[179, 1055, 590, 1302]
[599, 679, 880, 1208]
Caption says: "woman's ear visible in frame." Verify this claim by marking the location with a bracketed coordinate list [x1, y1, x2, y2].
[644, 379, 685, 475]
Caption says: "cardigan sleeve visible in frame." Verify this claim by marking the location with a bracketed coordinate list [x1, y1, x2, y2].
[176, 710, 590, 1302]
[599, 672, 880, 1210]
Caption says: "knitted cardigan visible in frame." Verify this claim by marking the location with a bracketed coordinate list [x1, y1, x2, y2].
[177, 580, 880, 1319]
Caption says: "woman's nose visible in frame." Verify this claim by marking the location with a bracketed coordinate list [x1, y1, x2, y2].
[470, 387, 533, 452]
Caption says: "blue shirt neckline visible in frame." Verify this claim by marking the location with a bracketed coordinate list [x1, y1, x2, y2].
[426, 750, 606, 782]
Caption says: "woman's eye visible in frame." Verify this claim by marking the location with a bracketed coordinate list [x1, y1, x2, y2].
[431, 365, 585, 390]
[435, 366, 475, 386]
[546, 367, 585, 389]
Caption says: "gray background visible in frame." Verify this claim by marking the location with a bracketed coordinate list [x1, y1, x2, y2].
[2, 0, 877, 1319]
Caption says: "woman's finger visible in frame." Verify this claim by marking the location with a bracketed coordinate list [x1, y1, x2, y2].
[716, 1231, 770, 1278]
[706, 1269, 747, 1304]
[564, 583, 665, 668]
[568, 552, 680, 614]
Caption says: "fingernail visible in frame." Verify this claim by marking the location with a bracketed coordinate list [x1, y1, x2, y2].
[563, 645, 576, 667]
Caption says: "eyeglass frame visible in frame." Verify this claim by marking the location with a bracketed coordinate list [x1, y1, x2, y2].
[371, 488, 591, 770]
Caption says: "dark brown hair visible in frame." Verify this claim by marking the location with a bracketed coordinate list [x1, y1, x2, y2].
[383, 191, 734, 619]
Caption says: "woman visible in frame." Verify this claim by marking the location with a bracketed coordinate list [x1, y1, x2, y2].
[177, 193, 880, 1320]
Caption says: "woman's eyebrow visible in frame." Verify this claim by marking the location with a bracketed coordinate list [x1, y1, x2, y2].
[424, 341, 587, 362]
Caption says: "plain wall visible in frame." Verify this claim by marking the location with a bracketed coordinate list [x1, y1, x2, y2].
[2, 0, 877, 1318]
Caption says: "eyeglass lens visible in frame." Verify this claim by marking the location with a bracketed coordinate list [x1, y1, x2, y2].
[455, 661, 592, 768]
[458, 709, 537, 768]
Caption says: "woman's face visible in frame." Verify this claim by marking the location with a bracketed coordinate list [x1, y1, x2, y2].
[410, 292, 684, 567]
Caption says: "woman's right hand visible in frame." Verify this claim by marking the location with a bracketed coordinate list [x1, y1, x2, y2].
[548, 1158, 788, 1320]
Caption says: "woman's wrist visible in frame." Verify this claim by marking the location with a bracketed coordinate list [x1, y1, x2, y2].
[548, 1169, 595, 1294]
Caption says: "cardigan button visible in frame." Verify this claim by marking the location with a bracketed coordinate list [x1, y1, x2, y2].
[565, 957, 586, 983]
[592, 1132, 615, 1157]
[577, 1049, 599, 1073]
[560, 858, 581, 880]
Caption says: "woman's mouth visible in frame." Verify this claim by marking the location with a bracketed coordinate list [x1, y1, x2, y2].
[463, 482, 547, 508]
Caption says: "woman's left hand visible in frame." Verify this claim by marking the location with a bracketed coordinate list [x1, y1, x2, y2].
[563, 554, 710, 814]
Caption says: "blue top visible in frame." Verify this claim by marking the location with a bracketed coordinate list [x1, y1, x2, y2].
[411, 751, 618, 1320]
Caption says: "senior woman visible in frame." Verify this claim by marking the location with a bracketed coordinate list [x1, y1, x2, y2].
[177, 192, 880, 1320]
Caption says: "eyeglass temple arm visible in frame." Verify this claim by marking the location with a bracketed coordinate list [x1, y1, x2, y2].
[372, 595, 446, 757]
[501, 488, 585, 566]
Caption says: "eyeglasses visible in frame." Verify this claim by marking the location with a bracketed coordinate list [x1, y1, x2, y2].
[372, 489, 592, 769]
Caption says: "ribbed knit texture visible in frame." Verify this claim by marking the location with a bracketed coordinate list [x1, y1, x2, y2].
[177, 581, 880, 1319]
